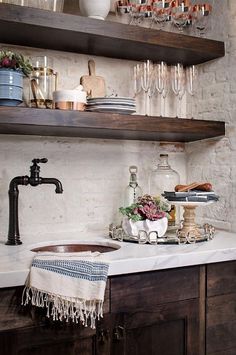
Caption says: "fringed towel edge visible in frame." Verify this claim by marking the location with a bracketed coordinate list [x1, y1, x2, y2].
[22, 286, 104, 329]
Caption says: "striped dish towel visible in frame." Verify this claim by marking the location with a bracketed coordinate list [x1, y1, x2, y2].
[22, 251, 109, 329]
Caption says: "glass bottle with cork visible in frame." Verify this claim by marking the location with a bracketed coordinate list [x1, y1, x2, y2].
[124, 165, 143, 206]
[149, 154, 180, 228]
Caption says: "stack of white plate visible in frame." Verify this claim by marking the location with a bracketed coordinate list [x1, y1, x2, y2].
[86, 97, 136, 115]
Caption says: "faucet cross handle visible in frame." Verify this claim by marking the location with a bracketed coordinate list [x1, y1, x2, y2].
[32, 158, 48, 165]
[30, 158, 48, 180]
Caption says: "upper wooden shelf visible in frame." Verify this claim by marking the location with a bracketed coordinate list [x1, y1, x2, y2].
[0, 3, 225, 66]
[0, 107, 225, 142]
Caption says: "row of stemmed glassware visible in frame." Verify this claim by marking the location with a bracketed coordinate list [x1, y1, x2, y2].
[115, 0, 212, 36]
[134, 60, 198, 118]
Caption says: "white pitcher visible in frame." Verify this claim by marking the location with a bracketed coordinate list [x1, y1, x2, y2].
[79, 0, 110, 20]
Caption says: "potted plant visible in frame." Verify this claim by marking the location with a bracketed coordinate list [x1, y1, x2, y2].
[119, 194, 170, 237]
[0, 50, 32, 106]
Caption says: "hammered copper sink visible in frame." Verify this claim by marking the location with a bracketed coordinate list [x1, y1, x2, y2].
[31, 243, 120, 253]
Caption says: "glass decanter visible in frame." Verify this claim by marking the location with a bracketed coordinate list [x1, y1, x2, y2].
[149, 154, 180, 228]
[124, 165, 143, 206]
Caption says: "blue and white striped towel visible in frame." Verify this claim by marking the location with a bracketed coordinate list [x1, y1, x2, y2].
[22, 251, 109, 328]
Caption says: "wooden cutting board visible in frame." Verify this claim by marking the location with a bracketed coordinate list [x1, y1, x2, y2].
[80, 60, 106, 98]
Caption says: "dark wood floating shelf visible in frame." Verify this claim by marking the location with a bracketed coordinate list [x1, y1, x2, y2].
[0, 107, 225, 142]
[0, 3, 225, 66]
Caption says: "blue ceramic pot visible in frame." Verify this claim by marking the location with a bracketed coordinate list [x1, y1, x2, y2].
[0, 68, 23, 106]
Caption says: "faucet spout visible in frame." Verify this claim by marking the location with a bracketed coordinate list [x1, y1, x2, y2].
[6, 159, 63, 246]
[40, 178, 63, 193]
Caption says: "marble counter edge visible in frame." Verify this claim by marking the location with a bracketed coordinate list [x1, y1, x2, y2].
[0, 230, 235, 288]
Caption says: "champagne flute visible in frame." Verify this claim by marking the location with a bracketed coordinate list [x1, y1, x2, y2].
[171, 63, 185, 118]
[134, 63, 142, 97]
[155, 61, 169, 117]
[186, 65, 198, 118]
[141, 60, 154, 116]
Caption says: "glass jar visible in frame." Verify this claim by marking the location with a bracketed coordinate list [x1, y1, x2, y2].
[149, 154, 180, 228]
[124, 165, 143, 206]
[29, 56, 57, 109]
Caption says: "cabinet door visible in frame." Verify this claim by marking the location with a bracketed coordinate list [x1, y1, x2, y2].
[206, 261, 236, 355]
[97, 300, 200, 355]
[124, 299, 199, 355]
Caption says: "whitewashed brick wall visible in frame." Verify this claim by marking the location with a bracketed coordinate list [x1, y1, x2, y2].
[186, 0, 235, 231]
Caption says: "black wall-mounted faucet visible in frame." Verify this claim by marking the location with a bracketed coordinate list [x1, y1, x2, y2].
[6, 158, 63, 246]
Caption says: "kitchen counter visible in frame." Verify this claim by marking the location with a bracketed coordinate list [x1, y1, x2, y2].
[0, 230, 235, 288]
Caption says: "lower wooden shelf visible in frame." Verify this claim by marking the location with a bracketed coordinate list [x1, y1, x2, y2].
[0, 107, 225, 142]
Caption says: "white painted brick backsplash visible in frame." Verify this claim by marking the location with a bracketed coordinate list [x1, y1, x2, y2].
[0, 0, 236, 240]
[0, 134, 186, 241]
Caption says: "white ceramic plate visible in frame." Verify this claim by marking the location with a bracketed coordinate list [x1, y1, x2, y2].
[88, 96, 135, 101]
[87, 101, 136, 106]
[86, 106, 136, 114]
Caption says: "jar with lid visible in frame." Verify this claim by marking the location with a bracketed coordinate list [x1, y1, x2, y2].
[124, 165, 143, 206]
[149, 154, 180, 228]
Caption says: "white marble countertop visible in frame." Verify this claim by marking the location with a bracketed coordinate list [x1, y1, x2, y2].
[0, 230, 235, 288]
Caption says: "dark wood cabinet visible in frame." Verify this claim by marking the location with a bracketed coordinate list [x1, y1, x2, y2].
[0, 261, 235, 354]
[0, 265, 202, 355]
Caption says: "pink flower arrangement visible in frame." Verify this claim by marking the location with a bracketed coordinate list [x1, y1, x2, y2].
[119, 194, 170, 222]
[0, 50, 32, 76]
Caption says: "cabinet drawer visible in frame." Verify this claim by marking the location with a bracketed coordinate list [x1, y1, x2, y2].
[207, 261, 236, 297]
[110, 266, 199, 312]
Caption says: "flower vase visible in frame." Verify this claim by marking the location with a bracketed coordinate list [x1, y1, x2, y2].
[0, 69, 23, 106]
[122, 216, 168, 238]
[79, 0, 111, 20]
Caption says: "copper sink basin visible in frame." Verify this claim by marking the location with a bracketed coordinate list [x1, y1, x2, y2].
[31, 243, 119, 253]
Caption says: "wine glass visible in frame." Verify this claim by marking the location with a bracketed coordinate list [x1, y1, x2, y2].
[115, 0, 132, 24]
[171, 63, 185, 118]
[186, 65, 198, 118]
[151, 0, 172, 29]
[129, 0, 153, 25]
[192, 3, 212, 37]
[171, 0, 192, 32]
[139, 4, 153, 28]
[129, 1, 142, 25]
